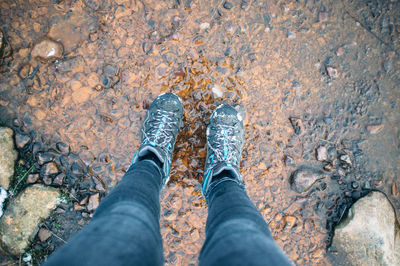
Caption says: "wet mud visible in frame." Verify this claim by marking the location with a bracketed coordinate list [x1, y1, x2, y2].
[0, 0, 399, 264]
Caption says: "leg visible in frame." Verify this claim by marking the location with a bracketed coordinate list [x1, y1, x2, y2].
[199, 180, 292, 266]
[44, 160, 164, 266]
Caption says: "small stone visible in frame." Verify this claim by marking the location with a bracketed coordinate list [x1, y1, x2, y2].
[79, 196, 89, 205]
[316, 146, 328, 161]
[287, 32, 296, 39]
[351, 181, 359, 189]
[31, 39, 63, 62]
[56, 142, 70, 155]
[37, 228, 52, 242]
[364, 181, 371, 189]
[200, 22, 210, 30]
[41, 162, 59, 177]
[392, 182, 398, 196]
[43, 175, 52, 185]
[323, 162, 334, 172]
[339, 154, 352, 166]
[87, 193, 100, 212]
[0, 184, 60, 255]
[211, 85, 224, 98]
[326, 66, 338, 78]
[55, 207, 65, 214]
[223, 1, 233, 10]
[73, 202, 84, 211]
[318, 12, 328, 22]
[79, 150, 94, 166]
[289, 117, 303, 135]
[26, 174, 39, 184]
[0, 127, 18, 190]
[366, 124, 384, 134]
[15, 133, 31, 149]
[92, 176, 106, 191]
[290, 166, 326, 193]
[36, 152, 54, 165]
[336, 47, 344, 56]
[53, 173, 65, 186]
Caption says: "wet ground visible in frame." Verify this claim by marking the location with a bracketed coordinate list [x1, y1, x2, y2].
[0, 0, 399, 264]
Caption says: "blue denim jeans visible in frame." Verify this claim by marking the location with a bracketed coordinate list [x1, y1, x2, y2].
[45, 160, 291, 265]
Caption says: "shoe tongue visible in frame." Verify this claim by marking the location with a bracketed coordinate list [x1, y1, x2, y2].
[212, 162, 241, 180]
[138, 145, 165, 163]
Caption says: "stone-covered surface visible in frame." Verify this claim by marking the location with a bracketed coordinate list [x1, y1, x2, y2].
[0, 127, 17, 190]
[0, 184, 60, 255]
[331, 191, 400, 265]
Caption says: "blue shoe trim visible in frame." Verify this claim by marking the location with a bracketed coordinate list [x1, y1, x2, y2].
[202, 169, 212, 193]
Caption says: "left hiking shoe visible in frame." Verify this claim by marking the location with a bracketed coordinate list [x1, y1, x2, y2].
[202, 104, 245, 197]
[131, 92, 184, 185]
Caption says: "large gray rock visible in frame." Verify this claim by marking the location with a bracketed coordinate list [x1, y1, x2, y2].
[0, 127, 18, 190]
[0, 184, 60, 255]
[332, 191, 400, 265]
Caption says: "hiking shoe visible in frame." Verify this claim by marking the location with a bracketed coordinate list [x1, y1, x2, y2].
[202, 104, 245, 197]
[131, 92, 184, 185]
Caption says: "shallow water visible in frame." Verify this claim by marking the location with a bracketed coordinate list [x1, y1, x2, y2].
[0, 0, 399, 264]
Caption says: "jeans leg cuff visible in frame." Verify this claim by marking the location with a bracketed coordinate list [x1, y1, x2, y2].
[204, 177, 245, 204]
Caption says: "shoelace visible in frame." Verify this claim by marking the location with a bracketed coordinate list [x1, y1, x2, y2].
[208, 124, 241, 164]
[142, 109, 180, 148]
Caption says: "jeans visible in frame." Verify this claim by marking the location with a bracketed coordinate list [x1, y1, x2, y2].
[45, 160, 291, 266]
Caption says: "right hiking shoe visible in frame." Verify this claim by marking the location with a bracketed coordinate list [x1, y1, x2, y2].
[202, 104, 245, 197]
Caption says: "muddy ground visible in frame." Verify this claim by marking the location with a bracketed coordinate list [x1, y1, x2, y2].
[0, 0, 399, 264]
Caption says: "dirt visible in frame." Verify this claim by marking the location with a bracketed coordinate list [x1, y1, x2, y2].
[0, 0, 399, 265]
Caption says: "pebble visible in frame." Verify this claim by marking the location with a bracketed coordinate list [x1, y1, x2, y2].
[290, 166, 326, 193]
[36, 152, 54, 165]
[53, 173, 65, 186]
[223, 1, 233, 10]
[26, 174, 39, 184]
[87, 193, 100, 211]
[211, 85, 224, 98]
[42, 175, 52, 185]
[15, 133, 31, 149]
[287, 32, 296, 39]
[37, 228, 52, 242]
[56, 142, 70, 155]
[316, 146, 328, 161]
[318, 12, 328, 22]
[200, 22, 210, 30]
[92, 176, 106, 191]
[41, 162, 59, 176]
[366, 124, 384, 134]
[31, 39, 63, 62]
[326, 67, 338, 78]
[364, 181, 371, 189]
[339, 154, 352, 166]
[392, 182, 398, 196]
[336, 47, 344, 56]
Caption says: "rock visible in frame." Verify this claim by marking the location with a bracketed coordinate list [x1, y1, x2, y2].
[37, 228, 51, 242]
[392, 182, 398, 196]
[36, 152, 54, 165]
[290, 166, 326, 193]
[326, 66, 338, 78]
[289, 117, 303, 135]
[0, 127, 18, 190]
[0, 30, 4, 59]
[0, 184, 60, 255]
[42, 175, 52, 185]
[200, 22, 210, 30]
[339, 154, 352, 166]
[40, 162, 59, 177]
[53, 173, 65, 186]
[15, 133, 31, 149]
[56, 142, 70, 155]
[0, 187, 7, 217]
[336, 47, 344, 56]
[223, 1, 233, 10]
[26, 174, 39, 184]
[316, 146, 328, 161]
[366, 124, 384, 134]
[332, 191, 400, 265]
[87, 193, 100, 212]
[318, 12, 328, 22]
[287, 32, 296, 39]
[92, 176, 105, 191]
[31, 39, 63, 62]
[211, 85, 224, 98]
